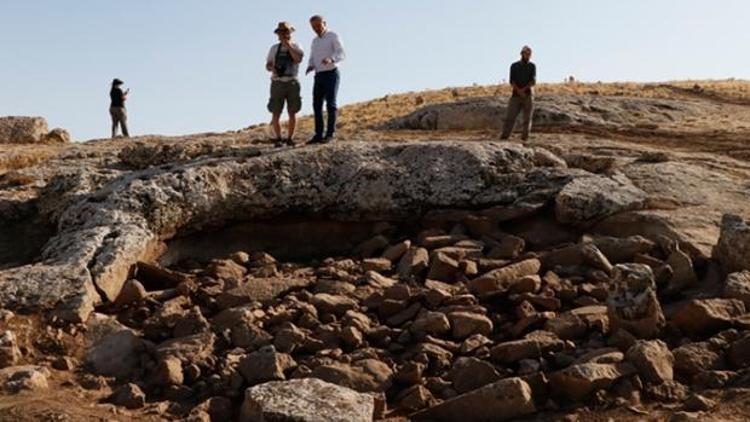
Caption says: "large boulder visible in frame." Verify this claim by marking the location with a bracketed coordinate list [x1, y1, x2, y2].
[0, 116, 49, 144]
[0, 142, 584, 321]
[555, 175, 646, 226]
[714, 214, 750, 272]
[384, 95, 708, 132]
[240, 378, 376, 422]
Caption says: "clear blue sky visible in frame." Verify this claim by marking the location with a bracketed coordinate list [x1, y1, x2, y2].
[2, 0, 749, 141]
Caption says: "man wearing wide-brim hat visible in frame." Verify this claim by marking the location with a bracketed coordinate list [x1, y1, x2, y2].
[265, 21, 305, 147]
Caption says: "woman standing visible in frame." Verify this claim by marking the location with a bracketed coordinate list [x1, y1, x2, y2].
[110, 78, 130, 138]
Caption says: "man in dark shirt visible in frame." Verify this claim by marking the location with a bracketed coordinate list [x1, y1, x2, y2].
[500, 46, 536, 141]
[110, 78, 130, 138]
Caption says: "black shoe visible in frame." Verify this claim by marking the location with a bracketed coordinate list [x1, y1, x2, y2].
[273, 138, 284, 147]
[308, 136, 324, 144]
[323, 133, 336, 143]
[285, 138, 295, 146]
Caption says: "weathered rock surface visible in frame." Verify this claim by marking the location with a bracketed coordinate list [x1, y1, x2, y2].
[714, 214, 750, 272]
[238, 345, 296, 386]
[0, 330, 21, 368]
[85, 323, 142, 379]
[240, 378, 376, 422]
[724, 271, 750, 307]
[626, 339, 674, 384]
[672, 342, 723, 378]
[0, 365, 50, 393]
[311, 359, 393, 393]
[550, 362, 635, 401]
[385, 95, 717, 132]
[671, 299, 746, 337]
[1, 142, 588, 319]
[491, 331, 565, 363]
[0, 116, 50, 144]
[109, 383, 146, 409]
[607, 264, 665, 338]
[468, 259, 541, 297]
[412, 377, 536, 422]
[555, 175, 646, 225]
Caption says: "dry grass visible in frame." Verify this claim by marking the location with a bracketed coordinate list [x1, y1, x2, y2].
[0, 145, 61, 174]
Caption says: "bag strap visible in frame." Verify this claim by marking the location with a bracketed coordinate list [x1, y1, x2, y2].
[275, 43, 285, 64]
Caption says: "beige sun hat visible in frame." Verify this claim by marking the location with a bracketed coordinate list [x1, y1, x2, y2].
[274, 22, 295, 34]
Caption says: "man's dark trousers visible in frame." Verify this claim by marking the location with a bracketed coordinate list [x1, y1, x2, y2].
[313, 69, 340, 139]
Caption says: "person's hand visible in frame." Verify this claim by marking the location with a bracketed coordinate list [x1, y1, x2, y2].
[306, 66, 315, 75]
[322, 57, 334, 65]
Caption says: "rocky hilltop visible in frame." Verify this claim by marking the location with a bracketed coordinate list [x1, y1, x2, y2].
[0, 81, 750, 421]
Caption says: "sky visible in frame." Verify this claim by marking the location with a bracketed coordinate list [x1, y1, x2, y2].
[1, 1, 749, 141]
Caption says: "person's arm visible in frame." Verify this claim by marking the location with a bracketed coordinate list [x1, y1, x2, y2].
[509, 64, 524, 96]
[517, 64, 536, 94]
[322, 32, 345, 65]
[329, 32, 346, 64]
[266, 46, 276, 72]
[306, 40, 316, 74]
[284, 41, 304, 64]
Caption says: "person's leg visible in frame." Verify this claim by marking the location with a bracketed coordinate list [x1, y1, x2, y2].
[521, 96, 533, 141]
[110, 108, 118, 138]
[270, 112, 282, 139]
[500, 96, 522, 139]
[287, 112, 297, 142]
[287, 80, 301, 143]
[268, 81, 284, 142]
[312, 74, 325, 140]
[120, 109, 129, 138]
[324, 70, 340, 138]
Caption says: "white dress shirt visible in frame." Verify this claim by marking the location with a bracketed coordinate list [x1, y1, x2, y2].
[308, 30, 346, 73]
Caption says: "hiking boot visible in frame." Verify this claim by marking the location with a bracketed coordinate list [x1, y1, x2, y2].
[323, 133, 336, 143]
[285, 138, 295, 146]
[273, 138, 284, 147]
[308, 136, 324, 144]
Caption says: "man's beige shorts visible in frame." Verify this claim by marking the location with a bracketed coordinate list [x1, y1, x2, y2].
[268, 79, 302, 114]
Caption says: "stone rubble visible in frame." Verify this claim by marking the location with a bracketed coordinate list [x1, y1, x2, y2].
[42, 206, 747, 421]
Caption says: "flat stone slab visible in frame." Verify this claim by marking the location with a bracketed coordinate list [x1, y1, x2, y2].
[240, 377, 375, 422]
[1, 142, 586, 321]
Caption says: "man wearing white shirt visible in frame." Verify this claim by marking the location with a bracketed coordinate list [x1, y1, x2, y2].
[305, 15, 346, 143]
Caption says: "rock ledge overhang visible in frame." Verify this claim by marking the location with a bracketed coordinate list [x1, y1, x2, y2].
[0, 141, 647, 321]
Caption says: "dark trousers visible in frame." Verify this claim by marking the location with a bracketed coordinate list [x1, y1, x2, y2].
[500, 95, 533, 140]
[313, 69, 340, 138]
